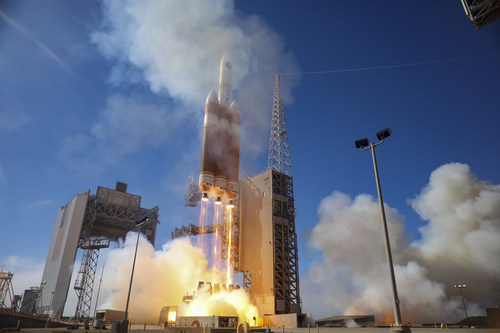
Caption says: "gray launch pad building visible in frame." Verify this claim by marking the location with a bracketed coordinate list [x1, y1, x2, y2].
[239, 169, 301, 316]
[238, 75, 301, 320]
[40, 182, 159, 319]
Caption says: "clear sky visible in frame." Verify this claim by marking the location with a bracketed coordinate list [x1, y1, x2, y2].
[1, 0, 499, 322]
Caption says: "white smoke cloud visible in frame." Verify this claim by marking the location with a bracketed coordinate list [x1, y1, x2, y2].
[88, 0, 299, 164]
[98, 235, 211, 323]
[303, 163, 500, 324]
[409, 163, 500, 308]
[99, 233, 258, 324]
[60, 94, 175, 173]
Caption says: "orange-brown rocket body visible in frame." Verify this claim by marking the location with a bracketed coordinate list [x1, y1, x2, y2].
[227, 101, 240, 194]
[199, 91, 218, 190]
[199, 53, 240, 200]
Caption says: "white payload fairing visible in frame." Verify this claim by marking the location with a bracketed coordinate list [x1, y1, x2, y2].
[199, 53, 240, 203]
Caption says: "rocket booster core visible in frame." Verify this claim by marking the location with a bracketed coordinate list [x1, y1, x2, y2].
[199, 90, 218, 187]
[199, 53, 240, 200]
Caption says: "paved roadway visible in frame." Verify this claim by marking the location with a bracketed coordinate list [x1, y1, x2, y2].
[15, 327, 500, 333]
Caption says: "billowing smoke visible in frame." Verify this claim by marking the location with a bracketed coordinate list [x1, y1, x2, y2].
[179, 286, 259, 325]
[303, 163, 500, 324]
[99, 234, 257, 324]
[90, 0, 299, 163]
[99, 236, 211, 323]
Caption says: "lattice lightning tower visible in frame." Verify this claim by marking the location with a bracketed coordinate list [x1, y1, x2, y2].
[268, 74, 292, 176]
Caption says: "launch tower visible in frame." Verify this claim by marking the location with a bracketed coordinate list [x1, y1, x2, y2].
[239, 74, 301, 318]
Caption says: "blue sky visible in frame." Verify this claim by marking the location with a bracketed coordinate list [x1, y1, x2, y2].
[1, 0, 499, 321]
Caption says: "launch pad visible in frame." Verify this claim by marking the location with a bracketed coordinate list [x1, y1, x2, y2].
[175, 53, 302, 327]
[29, 53, 300, 328]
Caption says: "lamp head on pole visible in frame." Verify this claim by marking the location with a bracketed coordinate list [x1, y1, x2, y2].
[376, 128, 392, 141]
[136, 216, 149, 227]
[355, 138, 369, 149]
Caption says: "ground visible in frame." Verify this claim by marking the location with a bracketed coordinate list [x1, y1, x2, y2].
[11, 326, 500, 333]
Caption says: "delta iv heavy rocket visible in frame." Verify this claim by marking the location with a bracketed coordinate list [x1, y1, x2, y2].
[199, 53, 240, 205]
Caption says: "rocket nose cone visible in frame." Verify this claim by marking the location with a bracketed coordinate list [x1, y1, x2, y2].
[230, 100, 240, 112]
[206, 90, 218, 103]
[221, 52, 232, 71]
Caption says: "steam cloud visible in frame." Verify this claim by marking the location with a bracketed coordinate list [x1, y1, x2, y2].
[84, 0, 299, 168]
[99, 236, 212, 323]
[303, 163, 500, 324]
[60, 94, 175, 173]
[99, 235, 258, 324]
[98, 163, 499, 324]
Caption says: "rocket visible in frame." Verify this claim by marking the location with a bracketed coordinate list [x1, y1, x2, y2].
[199, 53, 240, 203]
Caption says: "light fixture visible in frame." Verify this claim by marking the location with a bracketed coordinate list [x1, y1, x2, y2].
[227, 200, 234, 208]
[135, 216, 149, 227]
[376, 128, 392, 141]
[215, 197, 222, 205]
[355, 138, 369, 149]
[201, 193, 209, 202]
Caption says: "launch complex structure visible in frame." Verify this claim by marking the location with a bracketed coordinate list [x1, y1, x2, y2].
[38, 182, 160, 321]
[5, 53, 300, 326]
[175, 53, 302, 324]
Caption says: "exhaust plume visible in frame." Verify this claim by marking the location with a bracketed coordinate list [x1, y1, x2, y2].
[303, 163, 500, 324]
[99, 233, 258, 324]
[99, 235, 212, 323]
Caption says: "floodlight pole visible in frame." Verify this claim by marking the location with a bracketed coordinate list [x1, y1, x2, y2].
[370, 142, 403, 327]
[454, 284, 469, 327]
[122, 217, 148, 333]
[358, 133, 409, 333]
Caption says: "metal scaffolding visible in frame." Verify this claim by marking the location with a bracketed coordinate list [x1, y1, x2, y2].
[72, 186, 159, 321]
[268, 75, 301, 313]
[19, 287, 40, 315]
[0, 266, 15, 309]
[74, 239, 110, 321]
[462, 0, 500, 29]
[271, 170, 301, 314]
[171, 223, 224, 239]
[268, 74, 292, 177]
[80, 194, 159, 246]
[171, 198, 241, 271]
[242, 270, 252, 296]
